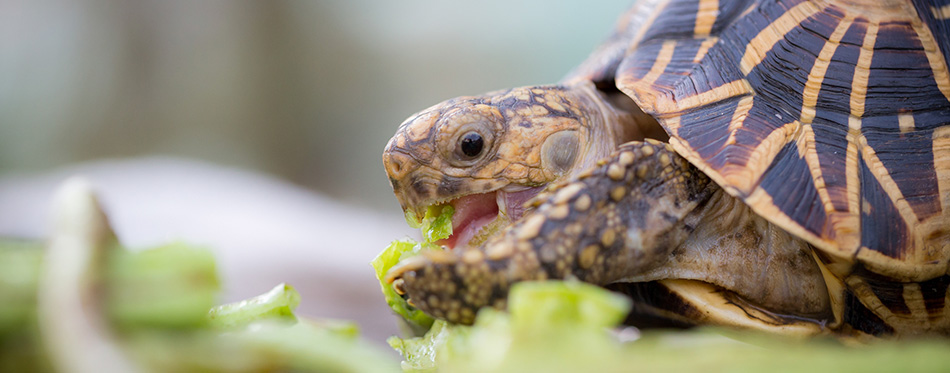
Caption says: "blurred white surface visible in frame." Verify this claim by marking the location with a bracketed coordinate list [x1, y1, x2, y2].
[0, 157, 410, 344]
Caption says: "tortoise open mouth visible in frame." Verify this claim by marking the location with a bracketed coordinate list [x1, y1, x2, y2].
[435, 185, 546, 250]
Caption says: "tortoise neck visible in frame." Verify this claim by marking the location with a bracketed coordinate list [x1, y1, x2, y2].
[570, 79, 666, 147]
[562, 81, 636, 181]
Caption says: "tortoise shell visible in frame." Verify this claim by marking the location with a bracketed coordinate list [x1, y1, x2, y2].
[566, 0, 950, 284]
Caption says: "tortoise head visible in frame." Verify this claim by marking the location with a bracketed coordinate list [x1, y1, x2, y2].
[383, 82, 639, 249]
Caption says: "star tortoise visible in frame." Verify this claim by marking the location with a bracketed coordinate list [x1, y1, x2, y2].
[382, 0, 950, 339]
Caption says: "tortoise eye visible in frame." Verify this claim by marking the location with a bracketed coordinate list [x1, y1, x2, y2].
[458, 131, 484, 159]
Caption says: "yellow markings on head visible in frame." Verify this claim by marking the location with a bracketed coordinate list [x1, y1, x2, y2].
[911, 20, 950, 103]
[546, 100, 566, 113]
[694, 0, 719, 37]
[486, 113, 586, 184]
[389, 133, 407, 150]
[801, 15, 855, 124]
[515, 105, 550, 118]
[405, 111, 438, 143]
[495, 162, 530, 180]
[740, 1, 822, 75]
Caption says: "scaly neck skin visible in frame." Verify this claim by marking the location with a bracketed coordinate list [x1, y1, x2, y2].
[626, 188, 832, 318]
[568, 81, 645, 178]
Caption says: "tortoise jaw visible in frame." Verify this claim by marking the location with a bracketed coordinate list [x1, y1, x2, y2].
[436, 192, 500, 249]
[423, 185, 547, 250]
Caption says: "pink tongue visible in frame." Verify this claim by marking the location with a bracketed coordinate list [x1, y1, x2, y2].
[436, 192, 498, 249]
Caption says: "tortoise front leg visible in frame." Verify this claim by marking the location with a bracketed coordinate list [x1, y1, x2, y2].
[386, 140, 715, 324]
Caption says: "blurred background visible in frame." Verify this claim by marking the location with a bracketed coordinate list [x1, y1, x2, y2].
[0, 0, 630, 343]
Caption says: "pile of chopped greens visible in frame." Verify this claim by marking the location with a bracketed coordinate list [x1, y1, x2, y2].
[5, 181, 950, 372]
[0, 239, 396, 372]
[0, 178, 402, 372]
[371, 205, 454, 333]
[373, 204, 950, 373]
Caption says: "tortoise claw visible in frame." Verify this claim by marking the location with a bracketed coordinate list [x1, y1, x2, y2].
[392, 278, 407, 295]
[384, 249, 503, 324]
[384, 250, 465, 315]
[384, 255, 429, 284]
[384, 249, 458, 284]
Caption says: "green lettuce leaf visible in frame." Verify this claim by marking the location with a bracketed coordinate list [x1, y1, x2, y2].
[127, 285, 395, 373]
[420, 205, 454, 242]
[507, 281, 630, 330]
[208, 283, 300, 329]
[389, 280, 633, 372]
[373, 205, 455, 332]
[388, 280, 950, 373]
[107, 242, 219, 330]
[371, 240, 437, 331]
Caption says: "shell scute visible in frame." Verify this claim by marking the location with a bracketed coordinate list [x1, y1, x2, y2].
[582, 0, 950, 278]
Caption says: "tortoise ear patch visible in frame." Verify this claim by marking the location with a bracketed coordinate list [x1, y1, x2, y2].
[541, 130, 580, 175]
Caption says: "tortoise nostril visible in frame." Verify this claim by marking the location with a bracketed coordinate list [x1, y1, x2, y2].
[390, 156, 403, 174]
[385, 152, 410, 178]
